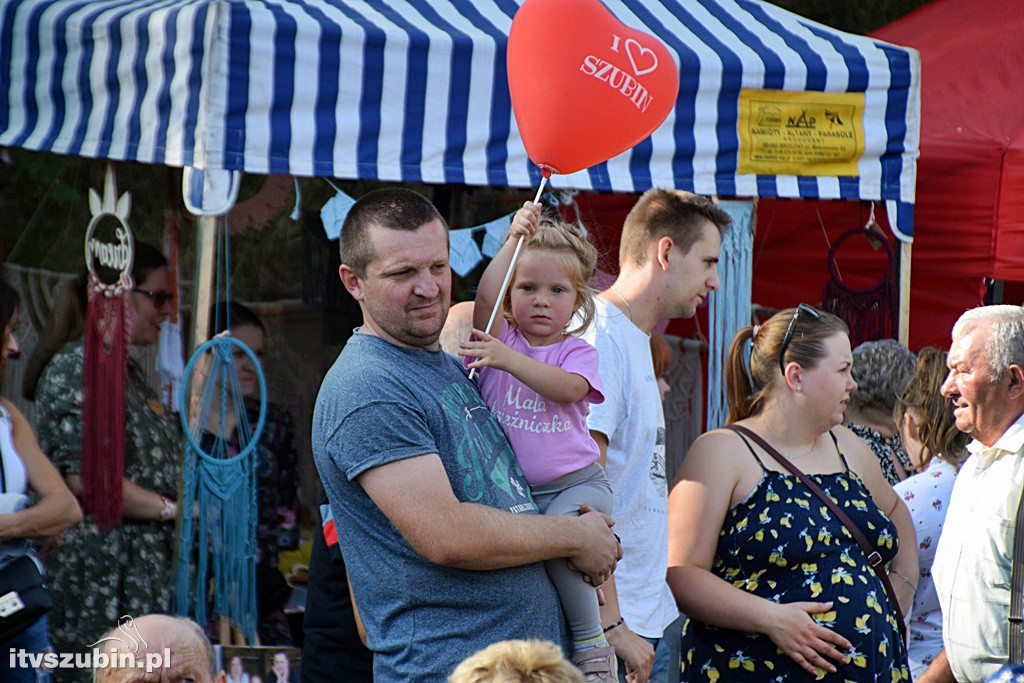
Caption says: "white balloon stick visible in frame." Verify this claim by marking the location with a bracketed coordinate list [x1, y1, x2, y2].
[468, 175, 549, 380]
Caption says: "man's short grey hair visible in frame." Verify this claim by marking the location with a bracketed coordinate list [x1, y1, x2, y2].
[952, 305, 1024, 383]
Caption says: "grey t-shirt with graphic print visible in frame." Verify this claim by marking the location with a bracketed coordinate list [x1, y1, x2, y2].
[313, 333, 565, 683]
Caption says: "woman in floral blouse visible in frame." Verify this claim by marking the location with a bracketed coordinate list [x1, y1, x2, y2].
[893, 347, 969, 678]
[23, 243, 180, 679]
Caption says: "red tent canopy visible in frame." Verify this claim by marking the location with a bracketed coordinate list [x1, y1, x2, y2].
[752, 0, 1024, 349]
[873, 0, 1024, 281]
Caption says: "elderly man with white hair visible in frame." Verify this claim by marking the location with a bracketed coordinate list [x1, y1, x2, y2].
[919, 305, 1024, 683]
[92, 614, 226, 683]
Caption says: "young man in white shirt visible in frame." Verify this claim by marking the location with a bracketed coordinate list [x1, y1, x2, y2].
[581, 189, 730, 683]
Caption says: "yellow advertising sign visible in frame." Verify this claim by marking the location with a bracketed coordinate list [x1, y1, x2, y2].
[737, 89, 866, 177]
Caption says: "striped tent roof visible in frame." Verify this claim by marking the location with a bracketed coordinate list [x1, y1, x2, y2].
[0, 0, 920, 236]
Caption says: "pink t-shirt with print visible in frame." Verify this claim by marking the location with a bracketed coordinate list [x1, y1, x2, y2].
[472, 321, 604, 485]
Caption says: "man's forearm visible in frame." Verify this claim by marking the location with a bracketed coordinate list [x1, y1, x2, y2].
[423, 501, 586, 568]
[360, 454, 618, 581]
[420, 501, 617, 584]
[359, 454, 619, 580]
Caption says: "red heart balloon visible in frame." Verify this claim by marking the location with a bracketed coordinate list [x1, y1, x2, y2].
[507, 0, 679, 176]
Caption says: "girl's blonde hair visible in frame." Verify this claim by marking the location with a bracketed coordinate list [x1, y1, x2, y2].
[502, 218, 598, 336]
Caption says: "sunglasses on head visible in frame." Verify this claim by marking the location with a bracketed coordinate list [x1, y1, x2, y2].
[778, 303, 821, 375]
[134, 288, 175, 309]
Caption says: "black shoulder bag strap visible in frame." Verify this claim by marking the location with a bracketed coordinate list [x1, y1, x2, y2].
[726, 424, 907, 642]
[1009, 488, 1024, 663]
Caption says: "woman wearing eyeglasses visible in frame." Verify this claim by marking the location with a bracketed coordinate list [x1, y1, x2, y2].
[22, 241, 182, 675]
[668, 306, 915, 682]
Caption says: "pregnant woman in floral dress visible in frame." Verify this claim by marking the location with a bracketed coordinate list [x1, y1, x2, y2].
[668, 307, 916, 682]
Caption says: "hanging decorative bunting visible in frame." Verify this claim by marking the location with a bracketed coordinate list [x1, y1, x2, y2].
[479, 212, 517, 259]
[82, 166, 134, 528]
[315, 180, 519, 275]
[448, 228, 484, 277]
[320, 180, 357, 240]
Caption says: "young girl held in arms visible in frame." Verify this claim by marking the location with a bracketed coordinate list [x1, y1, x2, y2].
[459, 202, 615, 682]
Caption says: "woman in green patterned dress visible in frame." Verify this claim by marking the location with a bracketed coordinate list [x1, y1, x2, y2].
[23, 243, 181, 673]
[668, 307, 916, 682]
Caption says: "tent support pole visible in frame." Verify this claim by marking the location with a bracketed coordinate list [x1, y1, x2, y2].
[192, 215, 217, 356]
[898, 241, 911, 345]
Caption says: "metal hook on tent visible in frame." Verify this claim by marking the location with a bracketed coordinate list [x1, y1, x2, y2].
[182, 168, 242, 217]
[864, 201, 877, 230]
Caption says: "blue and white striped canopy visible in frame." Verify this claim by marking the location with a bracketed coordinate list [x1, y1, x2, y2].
[0, 0, 919, 236]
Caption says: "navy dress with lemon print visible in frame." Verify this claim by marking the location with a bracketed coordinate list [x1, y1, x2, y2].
[679, 432, 910, 682]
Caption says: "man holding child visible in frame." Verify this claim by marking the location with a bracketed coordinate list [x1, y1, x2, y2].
[311, 187, 621, 682]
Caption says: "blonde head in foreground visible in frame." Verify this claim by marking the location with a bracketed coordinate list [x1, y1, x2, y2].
[449, 639, 584, 683]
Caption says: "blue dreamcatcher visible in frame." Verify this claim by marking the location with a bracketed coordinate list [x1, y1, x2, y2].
[174, 220, 266, 643]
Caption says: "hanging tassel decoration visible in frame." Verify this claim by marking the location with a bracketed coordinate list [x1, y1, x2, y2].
[706, 200, 754, 432]
[81, 167, 135, 529]
[82, 275, 131, 528]
[175, 221, 264, 643]
[175, 338, 264, 643]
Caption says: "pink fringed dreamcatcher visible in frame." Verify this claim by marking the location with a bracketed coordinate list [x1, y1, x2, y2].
[82, 168, 135, 528]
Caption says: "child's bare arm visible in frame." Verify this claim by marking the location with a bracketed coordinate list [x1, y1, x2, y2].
[473, 201, 541, 336]
[459, 328, 590, 404]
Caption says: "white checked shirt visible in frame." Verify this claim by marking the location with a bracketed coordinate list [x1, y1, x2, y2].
[932, 414, 1024, 683]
